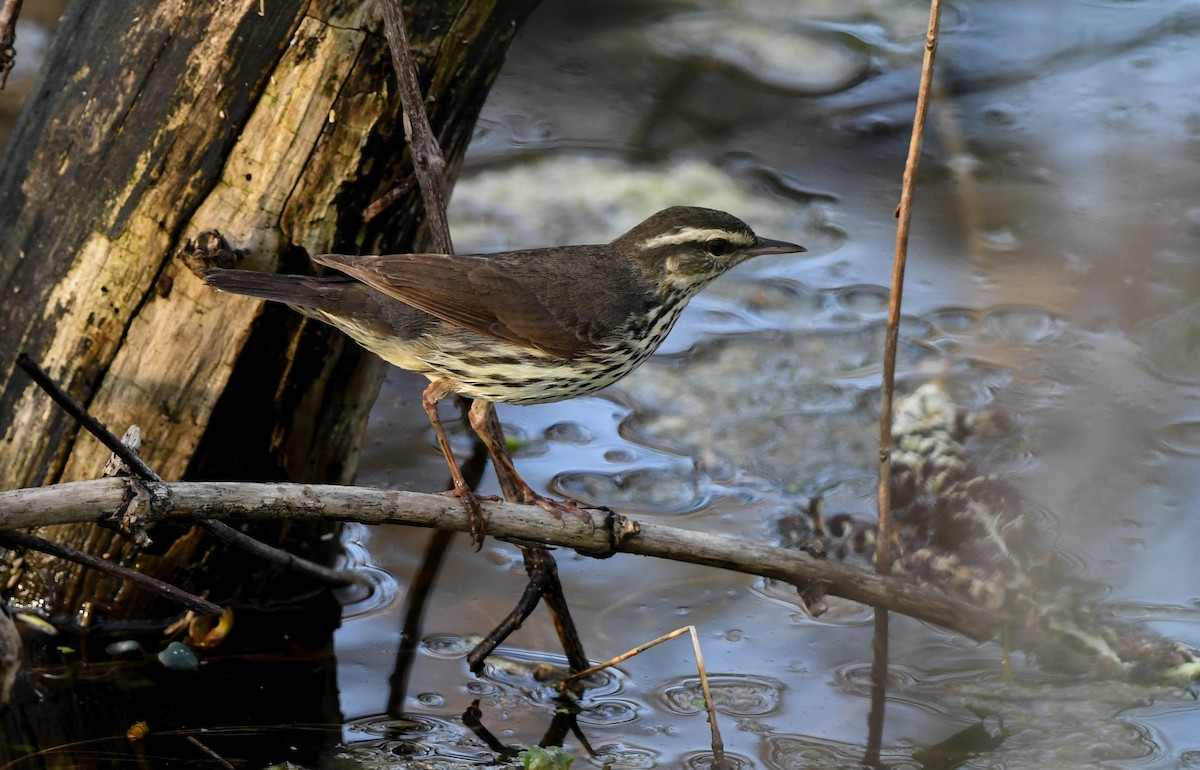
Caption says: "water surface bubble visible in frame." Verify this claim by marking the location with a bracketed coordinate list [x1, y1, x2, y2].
[833, 662, 918, 697]
[927, 306, 982, 336]
[553, 468, 707, 515]
[543, 420, 593, 444]
[981, 227, 1021, 252]
[603, 447, 638, 464]
[421, 635, 475, 659]
[1158, 420, 1200, 456]
[834, 284, 890, 315]
[594, 743, 660, 769]
[982, 306, 1064, 344]
[466, 680, 498, 696]
[578, 698, 640, 726]
[415, 692, 445, 707]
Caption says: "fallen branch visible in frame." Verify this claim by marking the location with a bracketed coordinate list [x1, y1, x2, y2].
[0, 529, 222, 616]
[15, 353, 362, 589]
[0, 478, 1001, 641]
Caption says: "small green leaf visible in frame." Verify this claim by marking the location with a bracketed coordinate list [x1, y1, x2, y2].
[522, 745, 572, 770]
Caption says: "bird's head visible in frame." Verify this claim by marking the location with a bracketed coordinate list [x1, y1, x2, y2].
[614, 206, 805, 294]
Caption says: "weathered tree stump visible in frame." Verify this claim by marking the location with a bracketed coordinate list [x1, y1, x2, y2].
[0, 0, 538, 621]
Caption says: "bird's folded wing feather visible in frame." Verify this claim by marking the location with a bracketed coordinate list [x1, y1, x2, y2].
[313, 252, 603, 359]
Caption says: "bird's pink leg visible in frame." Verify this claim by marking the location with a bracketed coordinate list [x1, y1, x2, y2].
[422, 379, 494, 545]
[467, 399, 594, 529]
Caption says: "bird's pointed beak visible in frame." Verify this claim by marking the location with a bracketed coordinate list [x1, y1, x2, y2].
[747, 236, 806, 257]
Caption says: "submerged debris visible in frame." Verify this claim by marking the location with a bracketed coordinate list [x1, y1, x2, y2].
[783, 381, 1200, 685]
[0, 606, 18, 708]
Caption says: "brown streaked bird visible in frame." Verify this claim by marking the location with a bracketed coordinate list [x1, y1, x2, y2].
[203, 206, 805, 540]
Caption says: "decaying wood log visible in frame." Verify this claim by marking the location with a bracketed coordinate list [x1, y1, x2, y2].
[0, 0, 539, 622]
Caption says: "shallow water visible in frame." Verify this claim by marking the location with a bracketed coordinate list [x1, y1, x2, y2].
[5, 0, 1197, 766]
[347, 0, 1200, 766]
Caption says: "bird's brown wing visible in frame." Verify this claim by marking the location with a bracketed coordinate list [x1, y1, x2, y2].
[313, 251, 611, 360]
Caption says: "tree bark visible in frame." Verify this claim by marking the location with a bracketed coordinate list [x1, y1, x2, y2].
[0, 0, 539, 621]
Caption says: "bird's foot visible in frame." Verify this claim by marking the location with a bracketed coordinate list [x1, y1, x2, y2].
[437, 488, 501, 548]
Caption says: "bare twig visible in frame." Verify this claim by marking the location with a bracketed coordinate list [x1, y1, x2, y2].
[0, 478, 1003, 642]
[0, 0, 23, 89]
[16, 354, 165, 483]
[14, 354, 365, 588]
[688, 626, 725, 769]
[183, 736, 235, 769]
[560, 628, 691, 686]
[877, 0, 942, 572]
[0, 529, 223, 616]
[560, 627, 726, 768]
[364, 175, 417, 223]
[379, 0, 452, 253]
[195, 518, 361, 587]
[869, 4, 943, 762]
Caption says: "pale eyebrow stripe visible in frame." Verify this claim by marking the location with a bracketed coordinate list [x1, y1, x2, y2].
[637, 228, 754, 250]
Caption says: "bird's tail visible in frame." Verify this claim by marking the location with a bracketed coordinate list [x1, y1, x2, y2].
[201, 269, 349, 312]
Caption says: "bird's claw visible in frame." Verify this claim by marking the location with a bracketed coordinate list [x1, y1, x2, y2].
[437, 488, 499, 548]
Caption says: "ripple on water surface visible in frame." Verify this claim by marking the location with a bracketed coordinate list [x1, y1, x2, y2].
[592, 742, 662, 769]
[682, 750, 754, 770]
[764, 735, 919, 770]
[659, 673, 784, 716]
[342, 713, 495, 762]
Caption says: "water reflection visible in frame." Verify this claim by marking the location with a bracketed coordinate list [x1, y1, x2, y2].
[349, 0, 1200, 766]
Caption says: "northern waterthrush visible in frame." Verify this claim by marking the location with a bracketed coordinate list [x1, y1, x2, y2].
[203, 206, 804, 538]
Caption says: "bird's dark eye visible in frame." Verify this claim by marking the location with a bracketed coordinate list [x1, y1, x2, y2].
[705, 238, 729, 256]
